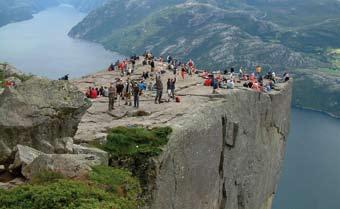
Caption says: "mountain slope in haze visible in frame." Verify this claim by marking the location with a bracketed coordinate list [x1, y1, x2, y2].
[69, 1, 325, 69]
[0, 0, 107, 27]
[69, 0, 340, 70]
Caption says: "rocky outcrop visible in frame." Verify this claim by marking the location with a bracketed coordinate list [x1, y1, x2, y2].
[72, 144, 109, 165]
[148, 81, 293, 209]
[0, 77, 91, 165]
[9, 145, 44, 172]
[23, 154, 104, 179]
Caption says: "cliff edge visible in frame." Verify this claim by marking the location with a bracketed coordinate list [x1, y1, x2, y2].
[73, 60, 292, 209]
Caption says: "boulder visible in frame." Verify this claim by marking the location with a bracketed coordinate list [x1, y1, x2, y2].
[72, 144, 109, 165]
[0, 77, 91, 164]
[9, 145, 44, 172]
[0, 178, 25, 190]
[54, 137, 74, 154]
[23, 154, 104, 179]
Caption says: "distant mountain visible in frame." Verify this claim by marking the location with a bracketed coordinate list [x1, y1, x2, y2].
[0, 0, 107, 27]
[69, 0, 328, 69]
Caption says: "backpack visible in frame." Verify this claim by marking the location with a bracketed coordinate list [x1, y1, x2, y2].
[175, 96, 180, 103]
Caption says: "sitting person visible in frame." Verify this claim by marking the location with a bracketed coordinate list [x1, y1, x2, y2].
[90, 87, 98, 99]
[264, 83, 272, 92]
[251, 82, 261, 92]
[249, 73, 256, 81]
[283, 72, 290, 82]
[138, 80, 146, 91]
[226, 80, 235, 89]
[103, 87, 109, 97]
[204, 78, 212, 86]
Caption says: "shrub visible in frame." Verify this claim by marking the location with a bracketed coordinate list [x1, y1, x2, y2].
[89, 166, 141, 201]
[30, 170, 65, 184]
[103, 126, 172, 158]
[0, 167, 142, 209]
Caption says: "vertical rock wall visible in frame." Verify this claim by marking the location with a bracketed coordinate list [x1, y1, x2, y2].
[149, 81, 293, 209]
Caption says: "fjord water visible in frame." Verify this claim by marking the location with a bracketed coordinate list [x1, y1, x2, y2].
[0, 5, 123, 79]
[273, 108, 340, 209]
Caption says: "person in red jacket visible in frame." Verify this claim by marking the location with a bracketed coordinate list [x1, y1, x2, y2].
[90, 88, 97, 99]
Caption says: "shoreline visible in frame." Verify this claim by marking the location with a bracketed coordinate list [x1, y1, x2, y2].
[293, 105, 340, 119]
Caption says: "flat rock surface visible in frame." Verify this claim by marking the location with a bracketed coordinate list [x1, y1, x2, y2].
[73, 58, 288, 143]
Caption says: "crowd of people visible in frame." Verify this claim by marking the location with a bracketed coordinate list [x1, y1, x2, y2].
[84, 51, 290, 111]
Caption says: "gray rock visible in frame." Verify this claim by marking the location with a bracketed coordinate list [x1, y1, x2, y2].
[0, 178, 25, 190]
[72, 144, 109, 165]
[54, 137, 74, 154]
[149, 81, 293, 209]
[23, 154, 104, 179]
[9, 145, 44, 171]
[0, 77, 91, 164]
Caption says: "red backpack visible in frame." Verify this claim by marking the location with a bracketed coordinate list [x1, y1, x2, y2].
[175, 96, 180, 103]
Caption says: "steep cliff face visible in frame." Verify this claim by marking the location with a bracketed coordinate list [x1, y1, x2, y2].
[149, 81, 292, 209]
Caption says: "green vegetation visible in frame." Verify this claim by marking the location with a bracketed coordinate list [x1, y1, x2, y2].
[0, 167, 141, 209]
[89, 166, 141, 201]
[30, 170, 65, 184]
[0, 126, 172, 209]
[103, 126, 172, 158]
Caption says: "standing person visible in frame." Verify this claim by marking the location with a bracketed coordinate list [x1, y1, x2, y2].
[212, 77, 218, 94]
[116, 81, 124, 106]
[131, 59, 136, 73]
[108, 83, 117, 111]
[167, 79, 171, 100]
[133, 82, 140, 108]
[181, 65, 186, 79]
[155, 77, 163, 104]
[124, 80, 132, 106]
[150, 59, 155, 72]
[170, 77, 176, 99]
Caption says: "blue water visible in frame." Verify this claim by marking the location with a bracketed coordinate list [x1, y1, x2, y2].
[273, 108, 340, 209]
[0, 4, 123, 79]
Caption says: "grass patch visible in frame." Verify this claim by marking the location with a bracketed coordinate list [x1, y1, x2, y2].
[89, 166, 141, 201]
[103, 126, 172, 158]
[0, 167, 142, 209]
[30, 170, 65, 184]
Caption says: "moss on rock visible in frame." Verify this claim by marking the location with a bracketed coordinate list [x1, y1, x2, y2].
[103, 126, 172, 158]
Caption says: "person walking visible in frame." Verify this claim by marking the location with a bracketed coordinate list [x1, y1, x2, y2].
[124, 80, 132, 106]
[170, 77, 176, 99]
[116, 80, 124, 106]
[150, 59, 155, 72]
[108, 83, 117, 111]
[155, 77, 163, 104]
[133, 82, 140, 108]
